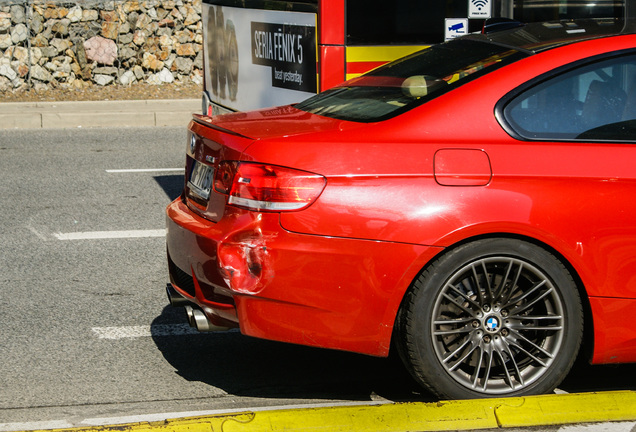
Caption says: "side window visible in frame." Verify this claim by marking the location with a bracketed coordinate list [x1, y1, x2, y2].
[502, 53, 636, 141]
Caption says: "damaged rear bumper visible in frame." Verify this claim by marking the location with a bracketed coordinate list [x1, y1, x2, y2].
[166, 196, 436, 356]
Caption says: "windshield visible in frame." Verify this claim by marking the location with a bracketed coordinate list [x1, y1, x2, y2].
[296, 39, 526, 122]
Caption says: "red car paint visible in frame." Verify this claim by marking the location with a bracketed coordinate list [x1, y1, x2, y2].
[167, 22, 636, 393]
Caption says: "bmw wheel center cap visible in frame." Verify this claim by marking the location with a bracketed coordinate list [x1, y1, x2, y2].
[485, 316, 500, 332]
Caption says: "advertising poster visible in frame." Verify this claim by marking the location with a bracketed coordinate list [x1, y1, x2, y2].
[203, 4, 317, 112]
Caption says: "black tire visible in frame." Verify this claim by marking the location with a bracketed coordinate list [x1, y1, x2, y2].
[396, 238, 583, 399]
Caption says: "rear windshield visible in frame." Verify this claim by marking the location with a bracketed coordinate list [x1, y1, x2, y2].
[296, 39, 526, 122]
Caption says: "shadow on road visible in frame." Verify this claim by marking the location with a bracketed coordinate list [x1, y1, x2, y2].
[154, 174, 184, 201]
[152, 305, 636, 401]
[560, 358, 636, 393]
[151, 306, 431, 403]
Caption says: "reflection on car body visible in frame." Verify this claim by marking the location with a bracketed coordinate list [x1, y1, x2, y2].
[166, 18, 636, 399]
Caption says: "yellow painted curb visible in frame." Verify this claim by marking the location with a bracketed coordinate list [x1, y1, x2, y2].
[494, 391, 636, 427]
[222, 399, 499, 432]
[20, 391, 636, 432]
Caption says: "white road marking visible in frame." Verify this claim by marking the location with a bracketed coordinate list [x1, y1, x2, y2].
[0, 402, 387, 431]
[559, 422, 636, 432]
[91, 324, 239, 339]
[106, 168, 184, 173]
[0, 420, 74, 432]
[51, 168, 180, 240]
[92, 324, 199, 339]
[55, 229, 166, 240]
[81, 402, 386, 427]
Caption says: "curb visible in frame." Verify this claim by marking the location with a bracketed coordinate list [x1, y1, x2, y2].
[0, 99, 200, 129]
[16, 391, 636, 432]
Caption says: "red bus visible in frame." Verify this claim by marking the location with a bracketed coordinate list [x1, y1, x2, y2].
[202, 0, 624, 115]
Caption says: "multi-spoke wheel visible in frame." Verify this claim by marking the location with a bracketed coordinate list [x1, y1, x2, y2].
[396, 238, 583, 399]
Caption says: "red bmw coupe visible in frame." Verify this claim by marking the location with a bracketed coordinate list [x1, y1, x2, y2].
[166, 18, 636, 399]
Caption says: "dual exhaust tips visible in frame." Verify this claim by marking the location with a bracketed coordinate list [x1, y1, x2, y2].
[166, 283, 229, 332]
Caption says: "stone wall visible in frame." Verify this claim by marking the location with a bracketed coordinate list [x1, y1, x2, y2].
[0, 0, 203, 93]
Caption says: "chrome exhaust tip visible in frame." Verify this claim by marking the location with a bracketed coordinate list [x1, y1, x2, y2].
[184, 305, 229, 332]
[184, 305, 196, 327]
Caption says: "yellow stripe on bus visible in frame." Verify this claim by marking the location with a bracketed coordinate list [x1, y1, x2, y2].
[345, 45, 428, 80]
[346, 45, 428, 62]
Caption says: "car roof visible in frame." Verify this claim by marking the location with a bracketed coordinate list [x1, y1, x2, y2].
[464, 18, 636, 54]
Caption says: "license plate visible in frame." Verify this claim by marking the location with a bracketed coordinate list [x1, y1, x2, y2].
[188, 160, 214, 200]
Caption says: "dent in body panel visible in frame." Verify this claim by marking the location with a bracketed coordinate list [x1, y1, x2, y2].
[217, 215, 276, 295]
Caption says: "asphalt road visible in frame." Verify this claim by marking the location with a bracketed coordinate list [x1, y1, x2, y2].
[0, 127, 634, 431]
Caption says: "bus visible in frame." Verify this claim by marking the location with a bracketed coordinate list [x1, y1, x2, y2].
[201, 0, 624, 115]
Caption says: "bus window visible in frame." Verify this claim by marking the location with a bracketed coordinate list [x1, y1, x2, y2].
[511, 0, 623, 23]
[345, 0, 624, 46]
[346, 0, 485, 45]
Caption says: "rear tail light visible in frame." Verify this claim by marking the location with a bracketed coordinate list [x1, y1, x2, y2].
[214, 162, 326, 212]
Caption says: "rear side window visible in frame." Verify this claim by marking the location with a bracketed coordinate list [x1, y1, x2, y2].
[502, 52, 636, 141]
